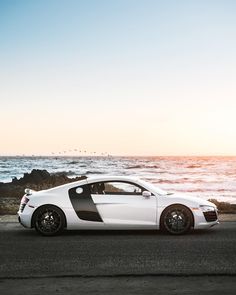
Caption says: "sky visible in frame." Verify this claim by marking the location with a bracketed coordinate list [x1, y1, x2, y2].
[0, 0, 236, 156]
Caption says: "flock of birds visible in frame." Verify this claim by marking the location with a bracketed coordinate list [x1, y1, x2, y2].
[16, 149, 112, 157]
[51, 149, 111, 157]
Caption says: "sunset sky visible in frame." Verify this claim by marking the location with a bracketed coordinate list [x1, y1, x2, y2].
[1, 0, 236, 156]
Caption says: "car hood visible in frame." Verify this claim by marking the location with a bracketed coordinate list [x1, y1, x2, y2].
[164, 192, 217, 208]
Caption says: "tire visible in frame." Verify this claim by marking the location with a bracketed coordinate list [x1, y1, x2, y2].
[33, 205, 65, 236]
[160, 205, 193, 235]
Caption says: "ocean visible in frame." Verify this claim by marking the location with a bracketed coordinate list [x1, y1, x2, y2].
[0, 156, 236, 204]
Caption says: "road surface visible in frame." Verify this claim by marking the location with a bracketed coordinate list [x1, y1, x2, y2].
[0, 222, 236, 294]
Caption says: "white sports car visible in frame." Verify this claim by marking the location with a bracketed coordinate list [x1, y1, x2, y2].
[18, 176, 219, 236]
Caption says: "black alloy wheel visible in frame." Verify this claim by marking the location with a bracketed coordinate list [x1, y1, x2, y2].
[161, 205, 193, 235]
[34, 205, 65, 236]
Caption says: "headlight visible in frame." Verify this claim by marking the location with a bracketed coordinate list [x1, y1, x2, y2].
[200, 205, 215, 212]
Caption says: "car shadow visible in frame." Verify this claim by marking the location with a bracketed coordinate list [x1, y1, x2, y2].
[12, 225, 219, 238]
[62, 228, 218, 236]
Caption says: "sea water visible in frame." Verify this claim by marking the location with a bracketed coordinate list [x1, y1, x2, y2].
[0, 156, 236, 204]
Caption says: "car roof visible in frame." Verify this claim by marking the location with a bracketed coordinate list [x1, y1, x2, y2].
[86, 175, 140, 184]
[44, 175, 141, 193]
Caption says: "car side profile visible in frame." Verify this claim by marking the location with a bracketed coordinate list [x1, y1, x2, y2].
[18, 176, 219, 236]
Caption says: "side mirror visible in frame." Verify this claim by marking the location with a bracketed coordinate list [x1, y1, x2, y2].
[142, 191, 151, 198]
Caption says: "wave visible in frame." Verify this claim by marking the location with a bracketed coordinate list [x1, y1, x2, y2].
[186, 164, 202, 168]
[0, 170, 12, 174]
[153, 178, 205, 184]
[144, 165, 160, 169]
[85, 171, 104, 175]
[126, 165, 143, 169]
[126, 165, 160, 169]
[66, 161, 79, 165]
[0, 165, 9, 168]
[53, 170, 76, 176]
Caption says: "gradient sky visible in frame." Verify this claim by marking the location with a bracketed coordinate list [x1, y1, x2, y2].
[0, 0, 236, 156]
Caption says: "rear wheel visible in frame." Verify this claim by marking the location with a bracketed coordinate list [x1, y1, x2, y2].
[160, 205, 193, 235]
[33, 205, 65, 236]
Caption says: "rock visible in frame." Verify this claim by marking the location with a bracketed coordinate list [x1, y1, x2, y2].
[12, 169, 51, 185]
[0, 169, 86, 199]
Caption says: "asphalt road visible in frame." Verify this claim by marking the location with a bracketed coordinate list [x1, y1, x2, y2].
[0, 222, 236, 294]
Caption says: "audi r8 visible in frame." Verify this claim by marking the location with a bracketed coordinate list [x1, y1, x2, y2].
[18, 176, 219, 236]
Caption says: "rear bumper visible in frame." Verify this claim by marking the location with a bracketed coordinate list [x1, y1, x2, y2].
[18, 206, 35, 228]
[18, 216, 28, 228]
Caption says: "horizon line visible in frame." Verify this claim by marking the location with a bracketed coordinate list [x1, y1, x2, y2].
[0, 154, 236, 158]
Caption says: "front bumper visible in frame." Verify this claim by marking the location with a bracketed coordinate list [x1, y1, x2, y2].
[193, 208, 219, 229]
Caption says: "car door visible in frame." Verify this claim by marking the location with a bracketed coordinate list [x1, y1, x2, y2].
[90, 181, 157, 228]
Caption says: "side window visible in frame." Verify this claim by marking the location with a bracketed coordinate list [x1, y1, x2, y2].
[90, 181, 145, 195]
[90, 183, 105, 194]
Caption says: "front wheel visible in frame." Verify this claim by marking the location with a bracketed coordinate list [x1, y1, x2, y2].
[160, 205, 193, 235]
[33, 205, 65, 236]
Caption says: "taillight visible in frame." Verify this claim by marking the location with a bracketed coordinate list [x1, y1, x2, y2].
[22, 196, 29, 203]
[19, 195, 30, 212]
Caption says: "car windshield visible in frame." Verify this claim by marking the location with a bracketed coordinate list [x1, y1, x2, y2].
[138, 179, 168, 196]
